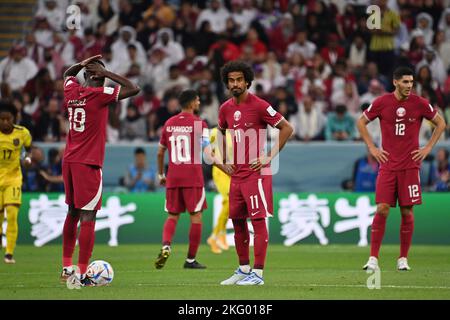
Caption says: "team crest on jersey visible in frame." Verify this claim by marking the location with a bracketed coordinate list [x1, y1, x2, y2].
[234, 111, 241, 121]
[266, 105, 277, 117]
[13, 138, 19, 146]
[396, 107, 406, 117]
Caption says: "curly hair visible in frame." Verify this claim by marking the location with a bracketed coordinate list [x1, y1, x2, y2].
[0, 100, 18, 119]
[220, 60, 254, 89]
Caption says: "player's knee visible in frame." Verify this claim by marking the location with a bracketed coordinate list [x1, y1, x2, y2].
[400, 206, 413, 216]
[189, 212, 202, 223]
[377, 204, 390, 217]
[80, 210, 96, 221]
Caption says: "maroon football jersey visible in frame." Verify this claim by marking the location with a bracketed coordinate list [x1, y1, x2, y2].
[218, 93, 283, 181]
[363, 93, 437, 171]
[159, 112, 208, 188]
[63, 76, 120, 167]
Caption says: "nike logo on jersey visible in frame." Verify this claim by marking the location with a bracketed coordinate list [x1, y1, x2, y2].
[233, 124, 240, 128]
[411, 198, 420, 202]
[396, 118, 404, 122]
[250, 211, 260, 216]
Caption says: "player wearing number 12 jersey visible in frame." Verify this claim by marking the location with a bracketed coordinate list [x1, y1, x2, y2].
[61, 55, 140, 287]
[154, 90, 232, 270]
[357, 67, 446, 272]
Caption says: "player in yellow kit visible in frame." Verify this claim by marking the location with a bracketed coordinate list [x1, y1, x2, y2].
[207, 127, 232, 254]
[0, 101, 32, 264]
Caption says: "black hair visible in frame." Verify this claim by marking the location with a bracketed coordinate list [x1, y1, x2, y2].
[220, 60, 254, 89]
[393, 66, 414, 80]
[0, 100, 18, 118]
[178, 89, 198, 109]
[336, 104, 347, 114]
[135, 147, 146, 155]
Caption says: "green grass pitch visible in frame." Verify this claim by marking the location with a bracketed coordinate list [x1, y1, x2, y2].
[0, 244, 449, 300]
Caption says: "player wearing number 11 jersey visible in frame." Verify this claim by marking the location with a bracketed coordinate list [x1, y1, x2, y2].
[61, 55, 140, 287]
[357, 67, 446, 272]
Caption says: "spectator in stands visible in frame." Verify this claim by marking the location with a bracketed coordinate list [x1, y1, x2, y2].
[158, 65, 190, 99]
[434, 30, 450, 72]
[290, 94, 326, 142]
[39, 147, 64, 192]
[239, 27, 267, 64]
[230, 0, 256, 36]
[348, 33, 367, 70]
[286, 29, 317, 61]
[325, 104, 355, 141]
[198, 80, 219, 127]
[120, 103, 147, 142]
[195, 0, 230, 34]
[367, 0, 400, 77]
[118, 0, 141, 28]
[429, 148, 450, 192]
[36, 0, 64, 31]
[320, 33, 345, 66]
[268, 13, 296, 60]
[22, 146, 47, 192]
[437, 8, 450, 42]
[33, 16, 54, 48]
[142, 48, 171, 99]
[147, 94, 179, 141]
[415, 12, 434, 46]
[360, 79, 385, 105]
[12, 93, 35, 136]
[408, 29, 426, 65]
[142, 0, 176, 28]
[153, 28, 185, 66]
[111, 26, 147, 71]
[343, 148, 379, 192]
[34, 97, 65, 142]
[0, 45, 38, 93]
[194, 21, 218, 56]
[134, 84, 161, 117]
[331, 80, 360, 116]
[416, 46, 446, 86]
[123, 147, 156, 192]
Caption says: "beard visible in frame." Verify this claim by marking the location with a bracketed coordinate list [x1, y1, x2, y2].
[231, 87, 244, 97]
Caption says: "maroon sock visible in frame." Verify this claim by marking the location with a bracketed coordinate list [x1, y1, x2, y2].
[62, 214, 80, 267]
[162, 218, 178, 246]
[251, 218, 268, 269]
[232, 219, 250, 266]
[370, 213, 387, 258]
[78, 221, 96, 275]
[400, 213, 414, 258]
[187, 223, 202, 259]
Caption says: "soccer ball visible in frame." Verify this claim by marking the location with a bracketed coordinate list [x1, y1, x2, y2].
[86, 260, 114, 286]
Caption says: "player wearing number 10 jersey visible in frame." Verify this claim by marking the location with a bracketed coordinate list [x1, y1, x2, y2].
[357, 67, 446, 272]
[61, 55, 140, 287]
[154, 90, 232, 270]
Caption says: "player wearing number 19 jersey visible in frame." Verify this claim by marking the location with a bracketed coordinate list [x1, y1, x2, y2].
[61, 55, 140, 287]
[357, 67, 446, 272]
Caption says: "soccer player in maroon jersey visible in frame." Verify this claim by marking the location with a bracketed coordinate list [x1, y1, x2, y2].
[358, 66, 446, 271]
[218, 61, 293, 285]
[60, 55, 140, 286]
[155, 89, 233, 270]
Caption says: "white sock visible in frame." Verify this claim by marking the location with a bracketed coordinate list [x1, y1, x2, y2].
[186, 258, 195, 263]
[163, 245, 171, 251]
[253, 268, 263, 278]
[239, 265, 251, 274]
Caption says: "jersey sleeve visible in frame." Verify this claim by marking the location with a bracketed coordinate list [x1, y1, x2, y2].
[201, 120, 210, 149]
[363, 98, 382, 122]
[22, 127, 32, 148]
[218, 105, 228, 130]
[91, 85, 122, 106]
[260, 102, 284, 127]
[421, 100, 438, 121]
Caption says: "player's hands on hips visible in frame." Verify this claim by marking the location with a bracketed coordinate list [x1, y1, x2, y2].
[159, 176, 166, 186]
[369, 146, 389, 164]
[80, 55, 102, 67]
[219, 164, 235, 176]
[250, 155, 271, 171]
[411, 146, 431, 162]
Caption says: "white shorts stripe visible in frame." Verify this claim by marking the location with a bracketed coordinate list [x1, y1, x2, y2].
[81, 169, 103, 210]
[194, 187, 206, 212]
[258, 178, 272, 217]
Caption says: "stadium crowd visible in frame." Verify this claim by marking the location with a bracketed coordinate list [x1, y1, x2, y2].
[0, 0, 450, 146]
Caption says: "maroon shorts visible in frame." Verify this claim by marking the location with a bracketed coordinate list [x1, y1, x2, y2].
[165, 187, 207, 214]
[376, 168, 422, 207]
[63, 161, 103, 211]
[229, 176, 273, 220]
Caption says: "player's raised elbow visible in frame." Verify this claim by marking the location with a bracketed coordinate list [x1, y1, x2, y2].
[131, 84, 140, 96]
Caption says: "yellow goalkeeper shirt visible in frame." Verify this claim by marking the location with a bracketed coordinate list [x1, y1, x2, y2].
[0, 125, 32, 186]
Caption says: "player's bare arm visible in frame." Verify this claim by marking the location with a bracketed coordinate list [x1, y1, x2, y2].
[357, 115, 389, 164]
[22, 145, 32, 168]
[84, 63, 140, 99]
[63, 54, 102, 79]
[157, 145, 167, 185]
[250, 118, 293, 171]
[203, 144, 235, 176]
[411, 113, 446, 162]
